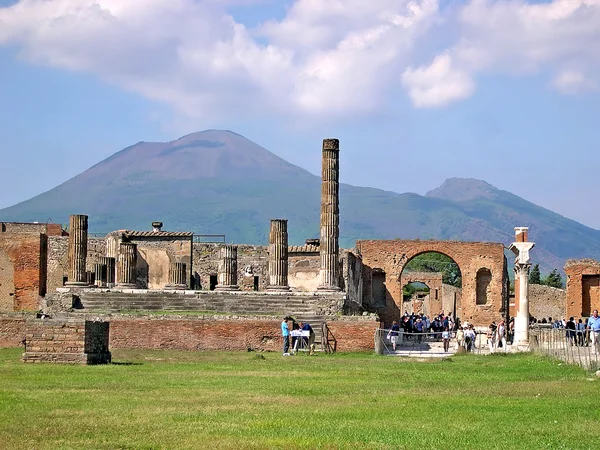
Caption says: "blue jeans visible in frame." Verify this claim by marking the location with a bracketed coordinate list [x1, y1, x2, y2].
[283, 336, 290, 354]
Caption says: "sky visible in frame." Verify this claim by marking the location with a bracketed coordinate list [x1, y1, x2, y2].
[1, 0, 600, 229]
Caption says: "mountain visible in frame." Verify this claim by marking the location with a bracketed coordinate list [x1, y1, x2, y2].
[2, 130, 599, 274]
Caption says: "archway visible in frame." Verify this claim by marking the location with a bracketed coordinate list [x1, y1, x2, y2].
[401, 252, 462, 321]
[357, 239, 508, 327]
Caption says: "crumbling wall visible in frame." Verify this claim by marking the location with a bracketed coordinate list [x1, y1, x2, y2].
[342, 251, 363, 314]
[565, 259, 600, 318]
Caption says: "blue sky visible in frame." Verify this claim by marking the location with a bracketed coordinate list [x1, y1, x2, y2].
[1, 0, 600, 228]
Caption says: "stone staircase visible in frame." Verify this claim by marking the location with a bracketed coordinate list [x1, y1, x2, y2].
[71, 291, 342, 351]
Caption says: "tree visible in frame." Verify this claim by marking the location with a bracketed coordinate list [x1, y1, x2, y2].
[529, 264, 541, 284]
[543, 269, 564, 288]
[403, 253, 462, 287]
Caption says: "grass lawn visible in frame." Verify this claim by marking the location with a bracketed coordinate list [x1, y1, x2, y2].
[0, 348, 598, 449]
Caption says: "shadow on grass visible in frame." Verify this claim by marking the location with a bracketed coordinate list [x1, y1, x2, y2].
[111, 361, 143, 366]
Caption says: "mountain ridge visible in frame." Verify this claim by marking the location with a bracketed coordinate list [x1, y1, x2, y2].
[1, 129, 598, 275]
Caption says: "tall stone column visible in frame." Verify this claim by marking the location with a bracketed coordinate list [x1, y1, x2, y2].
[216, 245, 239, 291]
[318, 138, 341, 291]
[268, 219, 289, 291]
[65, 214, 89, 287]
[116, 242, 138, 289]
[100, 256, 116, 286]
[509, 227, 535, 348]
[94, 263, 107, 287]
[167, 262, 187, 290]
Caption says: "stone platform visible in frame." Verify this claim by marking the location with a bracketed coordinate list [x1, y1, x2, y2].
[22, 319, 111, 364]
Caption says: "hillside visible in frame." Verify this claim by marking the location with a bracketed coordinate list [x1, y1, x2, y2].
[1, 130, 599, 274]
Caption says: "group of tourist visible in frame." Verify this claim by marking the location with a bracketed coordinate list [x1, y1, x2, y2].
[532, 310, 600, 352]
[281, 316, 316, 356]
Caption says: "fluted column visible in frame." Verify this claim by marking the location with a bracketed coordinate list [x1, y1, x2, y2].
[268, 219, 289, 291]
[514, 263, 531, 346]
[166, 262, 187, 290]
[215, 245, 239, 291]
[65, 214, 89, 287]
[318, 138, 341, 291]
[100, 256, 116, 286]
[116, 242, 138, 289]
[94, 263, 107, 287]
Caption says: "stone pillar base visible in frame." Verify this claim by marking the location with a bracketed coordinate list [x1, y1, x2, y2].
[115, 283, 138, 290]
[215, 285, 239, 291]
[317, 285, 341, 292]
[165, 284, 187, 290]
[64, 282, 90, 288]
[267, 285, 290, 291]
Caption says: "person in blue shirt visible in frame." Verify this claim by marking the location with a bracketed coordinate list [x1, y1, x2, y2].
[299, 322, 316, 355]
[587, 309, 600, 354]
[281, 316, 291, 356]
[387, 321, 400, 351]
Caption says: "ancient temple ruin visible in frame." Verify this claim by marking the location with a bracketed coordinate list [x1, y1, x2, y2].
[0, 136, 543, 353]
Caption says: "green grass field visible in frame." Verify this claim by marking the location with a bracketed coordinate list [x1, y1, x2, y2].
[0, 348, 597, 449]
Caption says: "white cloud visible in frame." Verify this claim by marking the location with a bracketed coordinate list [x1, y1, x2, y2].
[402, 53, 475, 107]
[1, 0, 600, 117]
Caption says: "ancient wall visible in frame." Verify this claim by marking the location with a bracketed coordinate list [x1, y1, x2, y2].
[565, 259, 600, 318]
[400, 272, 444, 316]
[193, 243, 269, 291]
[0, 222, 65, 236]
[127, 237, 192, 289]
[528, 284, 566, 320]
[357, 240, 507, 327]
[0, 234, 46, 312]
[342, 251, 363, 313]
[22, 319, 111, 364]
[46, 237, 106, 292]
[0, 316, 26, 347]
[288, 246, 320, 291]
[441, 284, 463, 318]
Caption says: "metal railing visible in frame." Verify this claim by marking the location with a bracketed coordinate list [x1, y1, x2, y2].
[529, 326, 599, 371]
[374, 329, 490, 355]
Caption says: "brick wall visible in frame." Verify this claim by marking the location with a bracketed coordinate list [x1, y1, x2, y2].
[0, 314, 380, 352]
[565, 259, 600, 318]
[0, 316, 27, 347]
[0, 234, 46, 311]
[0, 222, 66, 236]
[357, 239, 507, 327]
[22, 319, 111, 364]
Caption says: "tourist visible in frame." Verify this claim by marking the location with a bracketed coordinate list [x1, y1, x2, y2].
[442, 327, 450, 352]
[456, 326, 465, 350]
[299, 321, 316, 355]
[577, 319, 586, 346]
[281, 316, 291, 356]
[497, 320, 507, 351]
[565, 317, 577, 346]
[387, 320, 400, 351]
[487, 323, 497, 353]
[587, 309, 600, 354]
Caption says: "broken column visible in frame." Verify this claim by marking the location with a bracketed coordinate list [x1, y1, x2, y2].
[93, 263, 106, 287]
[509, 227, 535, 347]
[268, 219, 289, 291]
[216, 245, 239, 291]
[116, 242, 138, 289]
[65, 214, 89, 287]
[318, 138, 341, 291]
[100, 256, 116, 286]
[167, 262, 187, 290]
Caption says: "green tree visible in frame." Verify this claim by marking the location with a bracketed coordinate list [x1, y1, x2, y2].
[403, 253, 462, 287]
[529, 264, 541, 284]
[543, 269, 564, 288]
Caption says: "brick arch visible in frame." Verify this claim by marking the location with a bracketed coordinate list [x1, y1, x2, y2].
[357, 239, 507, 326]
[400, 272, 444, 317]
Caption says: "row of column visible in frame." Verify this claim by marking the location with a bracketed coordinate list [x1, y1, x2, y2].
[64, 137, 341, 291]
[65, 214, 186, 289]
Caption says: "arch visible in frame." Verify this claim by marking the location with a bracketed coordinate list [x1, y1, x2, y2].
[357, 239, 507, 326]
[476, 268, 492, 305]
